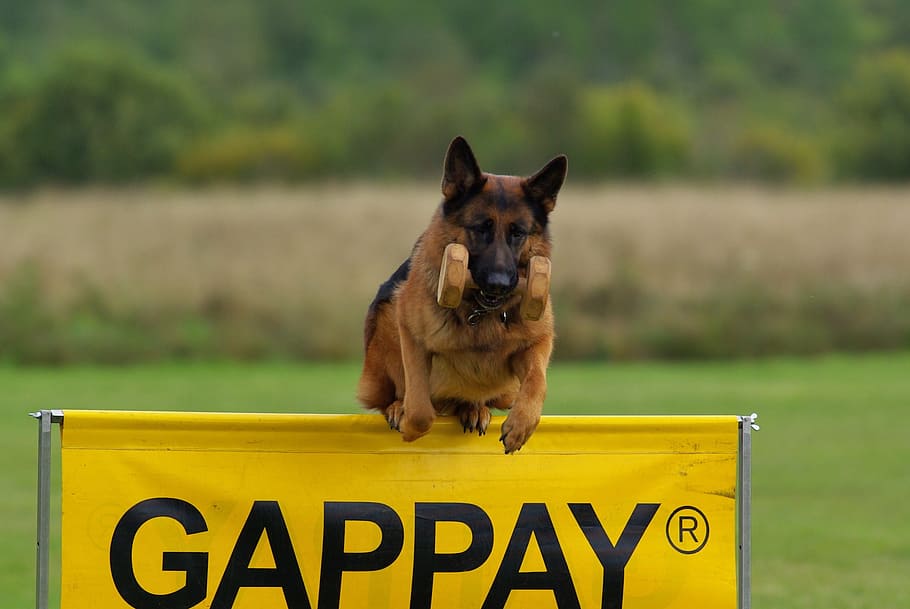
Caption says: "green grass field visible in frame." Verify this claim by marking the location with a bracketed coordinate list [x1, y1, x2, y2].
[2, 353, 908, 608]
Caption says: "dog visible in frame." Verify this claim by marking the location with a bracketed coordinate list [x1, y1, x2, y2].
[357, 136, 567, 453]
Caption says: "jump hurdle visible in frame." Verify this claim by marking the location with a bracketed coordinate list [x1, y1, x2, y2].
[33, 411, 757, 609]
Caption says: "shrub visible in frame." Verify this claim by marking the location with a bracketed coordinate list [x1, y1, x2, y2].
[835, 50, 910, 181]
[730, 124, 826, 183]
[0, 46, 209, 186]
[0, 264, 54, 363]
[176, 126, 322, 183]
[573, 83, 691, 179]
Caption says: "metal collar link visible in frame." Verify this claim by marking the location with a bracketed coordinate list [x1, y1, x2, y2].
[467, 308, 509, 326]
[466, 291, 511, 326]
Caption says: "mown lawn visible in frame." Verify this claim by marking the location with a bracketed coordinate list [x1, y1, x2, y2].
[2, 353, 908, 608]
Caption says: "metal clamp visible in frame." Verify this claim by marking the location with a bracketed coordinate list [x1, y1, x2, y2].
[744, 412, 760, 431]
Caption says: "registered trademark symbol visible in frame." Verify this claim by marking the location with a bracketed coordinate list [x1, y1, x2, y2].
[666, 506, 709, 554]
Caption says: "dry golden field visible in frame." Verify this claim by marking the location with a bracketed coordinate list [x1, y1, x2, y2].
[1, 184, 909, 361]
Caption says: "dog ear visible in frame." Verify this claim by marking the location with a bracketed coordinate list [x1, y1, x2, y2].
[441, 136, 484, 201]
[523, 155, 568, 214]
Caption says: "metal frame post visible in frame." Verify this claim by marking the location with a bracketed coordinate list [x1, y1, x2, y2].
[738, 413, 758, 609]
[31, 410, 63, 609]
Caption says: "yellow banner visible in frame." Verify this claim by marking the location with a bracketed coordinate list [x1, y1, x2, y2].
[61, 411, 740, 609]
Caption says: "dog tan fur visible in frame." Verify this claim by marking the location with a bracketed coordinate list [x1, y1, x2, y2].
[357, 136, 567, 453]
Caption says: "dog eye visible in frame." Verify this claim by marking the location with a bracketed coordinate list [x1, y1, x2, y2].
[509, 224, 528, 240]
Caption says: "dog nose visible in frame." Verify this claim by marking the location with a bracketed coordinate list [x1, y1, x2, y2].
[483, 271, 517, 296]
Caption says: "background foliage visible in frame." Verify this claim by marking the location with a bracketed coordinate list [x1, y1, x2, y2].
[3, 0, 910, 185]
[2, 185, 908, 364]
[1, 1, 910, 363]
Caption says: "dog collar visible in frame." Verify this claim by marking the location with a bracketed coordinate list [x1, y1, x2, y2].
[467, 308, 509, 327]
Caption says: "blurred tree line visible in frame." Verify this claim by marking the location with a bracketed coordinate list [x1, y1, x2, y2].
[2, 0, 910, 186]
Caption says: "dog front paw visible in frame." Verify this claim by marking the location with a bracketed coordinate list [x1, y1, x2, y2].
[458, 403, 492, 436]
[384, 400, 404, 431]
[499, 410, 540, 454]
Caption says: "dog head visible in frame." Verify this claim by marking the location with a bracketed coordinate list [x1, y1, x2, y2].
[440, 136, 567, 308]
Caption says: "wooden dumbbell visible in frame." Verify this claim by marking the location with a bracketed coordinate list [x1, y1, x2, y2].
[436, 243, 551, 321]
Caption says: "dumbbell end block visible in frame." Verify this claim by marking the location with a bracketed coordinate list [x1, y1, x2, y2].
[519, 256, 551, 321]
[437, 243, 469, 308]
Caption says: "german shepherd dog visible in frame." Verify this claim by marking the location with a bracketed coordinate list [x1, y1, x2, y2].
[357, 136, 567, 453]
